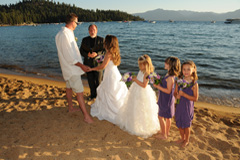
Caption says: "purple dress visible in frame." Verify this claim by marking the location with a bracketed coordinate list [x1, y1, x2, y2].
[175, 82, 197, 128]
[157, 75, 175, 118]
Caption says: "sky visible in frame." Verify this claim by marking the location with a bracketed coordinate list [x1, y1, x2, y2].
[1, 0, 240, 14]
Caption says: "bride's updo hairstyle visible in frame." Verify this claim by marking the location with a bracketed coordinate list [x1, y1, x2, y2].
[138, 54, 154, 75]
[104, 35, 121, 66]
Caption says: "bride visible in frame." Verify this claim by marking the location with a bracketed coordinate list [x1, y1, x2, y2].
[89, 35, 128, 124]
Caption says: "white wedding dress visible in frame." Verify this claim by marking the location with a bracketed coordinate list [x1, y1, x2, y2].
[115, 71, 160, 138]
[91, 60, 128, 124]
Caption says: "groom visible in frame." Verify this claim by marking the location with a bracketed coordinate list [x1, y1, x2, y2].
[55, 13, 93, 123]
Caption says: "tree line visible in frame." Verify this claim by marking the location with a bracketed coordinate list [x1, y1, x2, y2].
[0, 0, 144, 25]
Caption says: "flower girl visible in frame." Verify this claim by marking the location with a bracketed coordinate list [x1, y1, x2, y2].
[174, 60, 199, 147]
[115, 54, 160, 138]
[153, 56, 181, 139]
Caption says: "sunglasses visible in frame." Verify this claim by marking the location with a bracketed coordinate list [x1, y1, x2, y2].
[74, 21, 81, 25]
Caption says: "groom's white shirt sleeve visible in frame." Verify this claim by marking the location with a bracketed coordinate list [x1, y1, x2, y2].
[56, 27, 84, 81]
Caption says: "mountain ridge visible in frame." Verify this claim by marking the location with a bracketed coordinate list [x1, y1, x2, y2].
[133, 8, 240, 21]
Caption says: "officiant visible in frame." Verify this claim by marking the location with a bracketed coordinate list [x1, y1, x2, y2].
[80, 24, 104, 101]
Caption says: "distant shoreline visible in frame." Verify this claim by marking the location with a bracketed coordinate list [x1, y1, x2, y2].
[0, 20, 229, 27]
[0, 23, 36, 27]
[0, 22, 61, 27]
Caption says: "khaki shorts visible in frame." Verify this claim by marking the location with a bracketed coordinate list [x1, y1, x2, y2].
[66, 75, 84, 93]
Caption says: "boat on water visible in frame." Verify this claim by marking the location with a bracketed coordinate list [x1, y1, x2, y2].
[211, 20, 216, 23]
[169, 20, 174, 23]
[224, 19, 240, 24]
[149, 21, 156, 23]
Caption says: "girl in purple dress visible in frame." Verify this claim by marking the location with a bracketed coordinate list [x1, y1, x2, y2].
[174, 60, 199, 147]
[153, 57, 181, 139]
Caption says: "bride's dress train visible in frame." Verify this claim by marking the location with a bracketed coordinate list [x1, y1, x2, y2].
[91, 60, 128, 124]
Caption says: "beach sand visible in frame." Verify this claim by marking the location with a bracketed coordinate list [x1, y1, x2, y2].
[0, 73, 239, 160]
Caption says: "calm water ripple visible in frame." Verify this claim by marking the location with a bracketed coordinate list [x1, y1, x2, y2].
[0, 21, 239, 107]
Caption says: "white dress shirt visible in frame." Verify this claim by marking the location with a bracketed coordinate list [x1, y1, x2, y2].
[55, 27, 84, 81]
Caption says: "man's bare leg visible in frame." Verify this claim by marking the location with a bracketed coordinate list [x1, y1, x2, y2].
[76, 92, 93, 123]
[66, 88, 80, 112]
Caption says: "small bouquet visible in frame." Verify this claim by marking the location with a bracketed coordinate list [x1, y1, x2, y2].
[176, 79, 192, 104]
[147, 72, 162, 85]
[122, 72, 135, 88]
[94, 54, 104, 64]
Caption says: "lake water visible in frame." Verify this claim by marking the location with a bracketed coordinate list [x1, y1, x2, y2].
[0, 21, 239, 107]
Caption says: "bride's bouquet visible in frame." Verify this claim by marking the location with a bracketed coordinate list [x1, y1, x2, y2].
[94, 54, 104, 64]
[95, 54, 104, 63]
[147, 72, 162, 85]
[122, 72, 135, 88]
[176, 78, 192, 104]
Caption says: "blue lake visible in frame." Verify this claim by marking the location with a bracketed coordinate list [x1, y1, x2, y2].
[0, 21, 239, 107]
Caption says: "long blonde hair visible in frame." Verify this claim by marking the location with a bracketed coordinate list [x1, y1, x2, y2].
[179, 60, 198, 83]
[104, 35, 121, 66]
[138, 54, 154, 74]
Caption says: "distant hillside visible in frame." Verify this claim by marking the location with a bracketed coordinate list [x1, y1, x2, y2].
[133, 8, 240, 21]
[0, 0, 143, 25]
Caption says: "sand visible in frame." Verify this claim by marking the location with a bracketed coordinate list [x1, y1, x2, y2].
[0, 73, 240, 160]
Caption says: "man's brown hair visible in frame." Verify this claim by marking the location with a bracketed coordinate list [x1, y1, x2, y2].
[65, 13, 78, 24]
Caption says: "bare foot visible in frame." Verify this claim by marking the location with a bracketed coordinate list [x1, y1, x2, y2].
[87, 98, 96, 105]
[181, 140, 189, 148]
[69, 108, 81, 112]
[84, 116, 94, 124]
[155, 134, 167, 140]
[175, 139, 184, 144]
